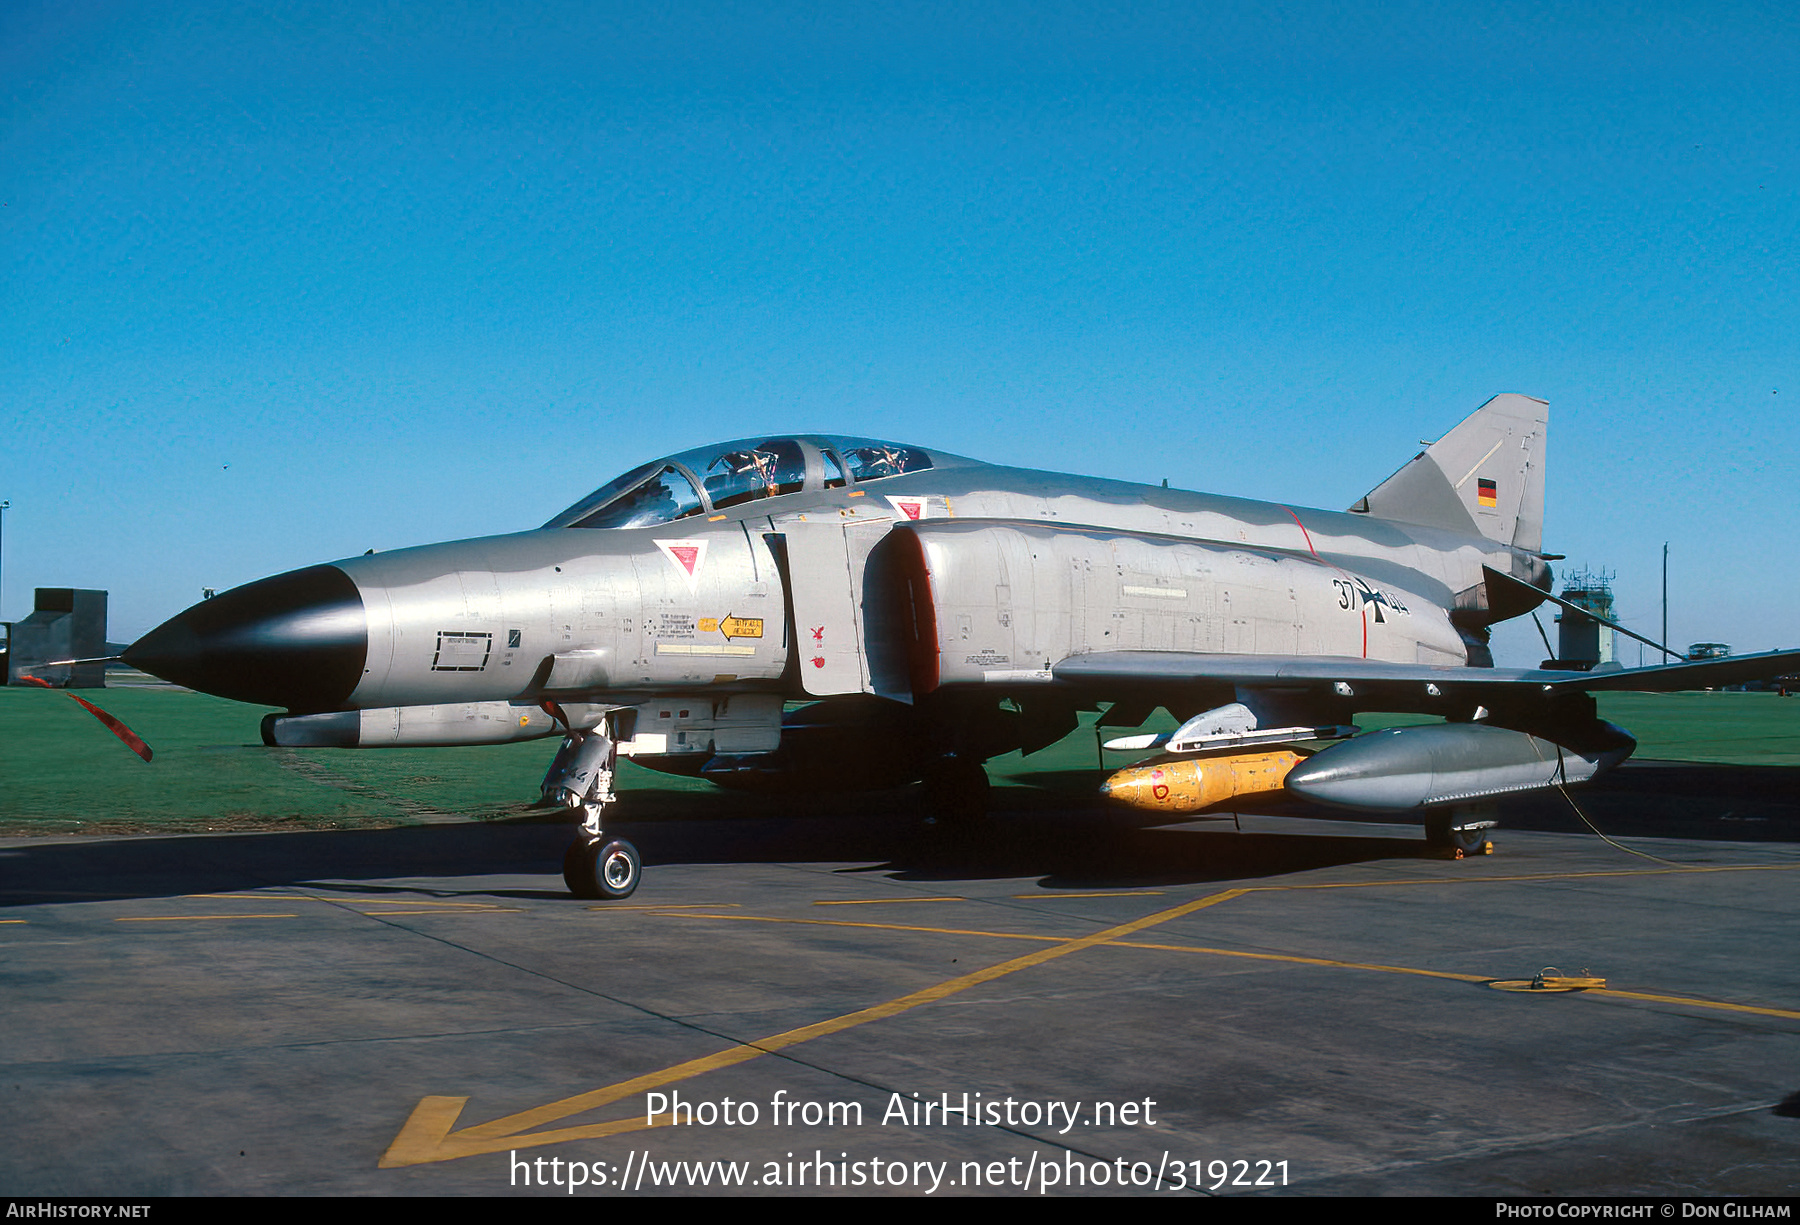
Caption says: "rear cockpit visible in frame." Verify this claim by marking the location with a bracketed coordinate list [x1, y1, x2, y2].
[545, 436, 944, 530]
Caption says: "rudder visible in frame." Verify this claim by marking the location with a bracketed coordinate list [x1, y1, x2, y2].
[1349, 393, 1547, 553]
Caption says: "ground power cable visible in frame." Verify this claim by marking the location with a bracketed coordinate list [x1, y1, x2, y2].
[1532, 738, 1792, 869]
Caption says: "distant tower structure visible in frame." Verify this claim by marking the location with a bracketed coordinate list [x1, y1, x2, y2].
[1556, 567, 1616, 669]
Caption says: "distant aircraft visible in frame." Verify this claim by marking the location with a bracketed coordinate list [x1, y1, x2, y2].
[122, 395, 1800, 898]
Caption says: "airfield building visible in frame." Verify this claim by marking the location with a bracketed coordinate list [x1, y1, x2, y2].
[5, 588, 108, 688]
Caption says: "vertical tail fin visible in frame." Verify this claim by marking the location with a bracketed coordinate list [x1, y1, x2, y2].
[1349, 393, 1548, 553]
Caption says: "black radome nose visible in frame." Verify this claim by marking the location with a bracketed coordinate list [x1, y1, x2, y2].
[124, 564, 367, 711]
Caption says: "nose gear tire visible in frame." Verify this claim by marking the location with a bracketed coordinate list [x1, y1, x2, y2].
[564, 837, 641, 899]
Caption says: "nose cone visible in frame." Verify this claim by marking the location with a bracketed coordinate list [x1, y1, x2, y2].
[124, 564, 367, 711]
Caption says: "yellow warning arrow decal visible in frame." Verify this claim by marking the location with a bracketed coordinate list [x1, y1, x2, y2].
[719, 614, 762, 640]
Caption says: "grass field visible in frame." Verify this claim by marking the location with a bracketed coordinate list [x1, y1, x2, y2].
[2, 685, 1797, 834]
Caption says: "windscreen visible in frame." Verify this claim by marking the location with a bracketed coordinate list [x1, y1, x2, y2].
[546, 464, 704, 529]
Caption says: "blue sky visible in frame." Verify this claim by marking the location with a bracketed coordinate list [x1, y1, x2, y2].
[3, 1, 1795, 666]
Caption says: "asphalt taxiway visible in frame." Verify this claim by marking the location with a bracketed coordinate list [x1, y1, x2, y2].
[3, 764, 1798, 1196]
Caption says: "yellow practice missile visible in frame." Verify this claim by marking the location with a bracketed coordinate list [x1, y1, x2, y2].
[1101, 750, 1304, 815]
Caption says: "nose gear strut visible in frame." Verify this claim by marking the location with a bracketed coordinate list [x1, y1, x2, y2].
[544, 716, 640, 899]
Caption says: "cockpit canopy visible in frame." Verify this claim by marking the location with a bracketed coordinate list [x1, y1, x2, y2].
[545, 436, 939, 530]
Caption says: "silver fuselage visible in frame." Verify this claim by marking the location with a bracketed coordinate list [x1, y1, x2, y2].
[331, 456, 1538, 712]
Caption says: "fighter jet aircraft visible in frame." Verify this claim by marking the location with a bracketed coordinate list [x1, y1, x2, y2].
[122, 394, 1800, 898]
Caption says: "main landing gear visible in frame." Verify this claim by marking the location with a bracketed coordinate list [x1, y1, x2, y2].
[921, 753, 991, 825]
[544, 718, 641, 899]
[1425, 804, 1496, 856]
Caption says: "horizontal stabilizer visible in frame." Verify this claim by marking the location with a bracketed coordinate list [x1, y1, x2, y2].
[1483, 565, 1685, 661]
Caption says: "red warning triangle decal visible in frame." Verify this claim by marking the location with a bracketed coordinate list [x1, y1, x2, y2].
[654, 539, 709, 591]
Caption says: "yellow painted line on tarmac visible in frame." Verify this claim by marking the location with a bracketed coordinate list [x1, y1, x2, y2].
[186, 893, 334, 902]
[661, 911, 1066, 942]
[188, 892, 294, 899]
[380, 887, 1251, 1167]
[357, 902, 517, 910]
[382, 861, 1800, 1167]
[813, 896, 964, 906]
[583, 903, 741, 912]
[352, 903, 518, 913]
[194, 892, 511, 903]
[190, 893, 519, 916]
[117, 914, 298, 922]
[664, 906, 1800, 1021]
[1013, 890, 1166, 899]
[1586, 989, 1800, 1022]
[353, 901, 514, 909]
[191, 893, 509, 908]
[1129, 942, 1800, 1020]
[661, 913, 1495, 983]
[1264, 861, 1800, 893]
[1108, 939, 1493, 983]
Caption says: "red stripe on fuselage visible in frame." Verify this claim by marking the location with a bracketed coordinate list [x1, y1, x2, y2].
[1282, 506, 1320, 559]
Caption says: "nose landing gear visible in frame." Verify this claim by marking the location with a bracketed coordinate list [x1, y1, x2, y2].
[545, 716, 641, 899]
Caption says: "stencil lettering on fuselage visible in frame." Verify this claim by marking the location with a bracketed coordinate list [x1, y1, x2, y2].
[431, 631, 492, 672]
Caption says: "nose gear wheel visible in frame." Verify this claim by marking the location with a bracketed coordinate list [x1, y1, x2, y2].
[564, 837, 641, 900]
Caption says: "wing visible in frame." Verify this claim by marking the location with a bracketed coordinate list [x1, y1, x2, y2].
[1062, 648, 1800, 816]
[1053, 648, 1800, 703]
[1055, 647, 1800, 755]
